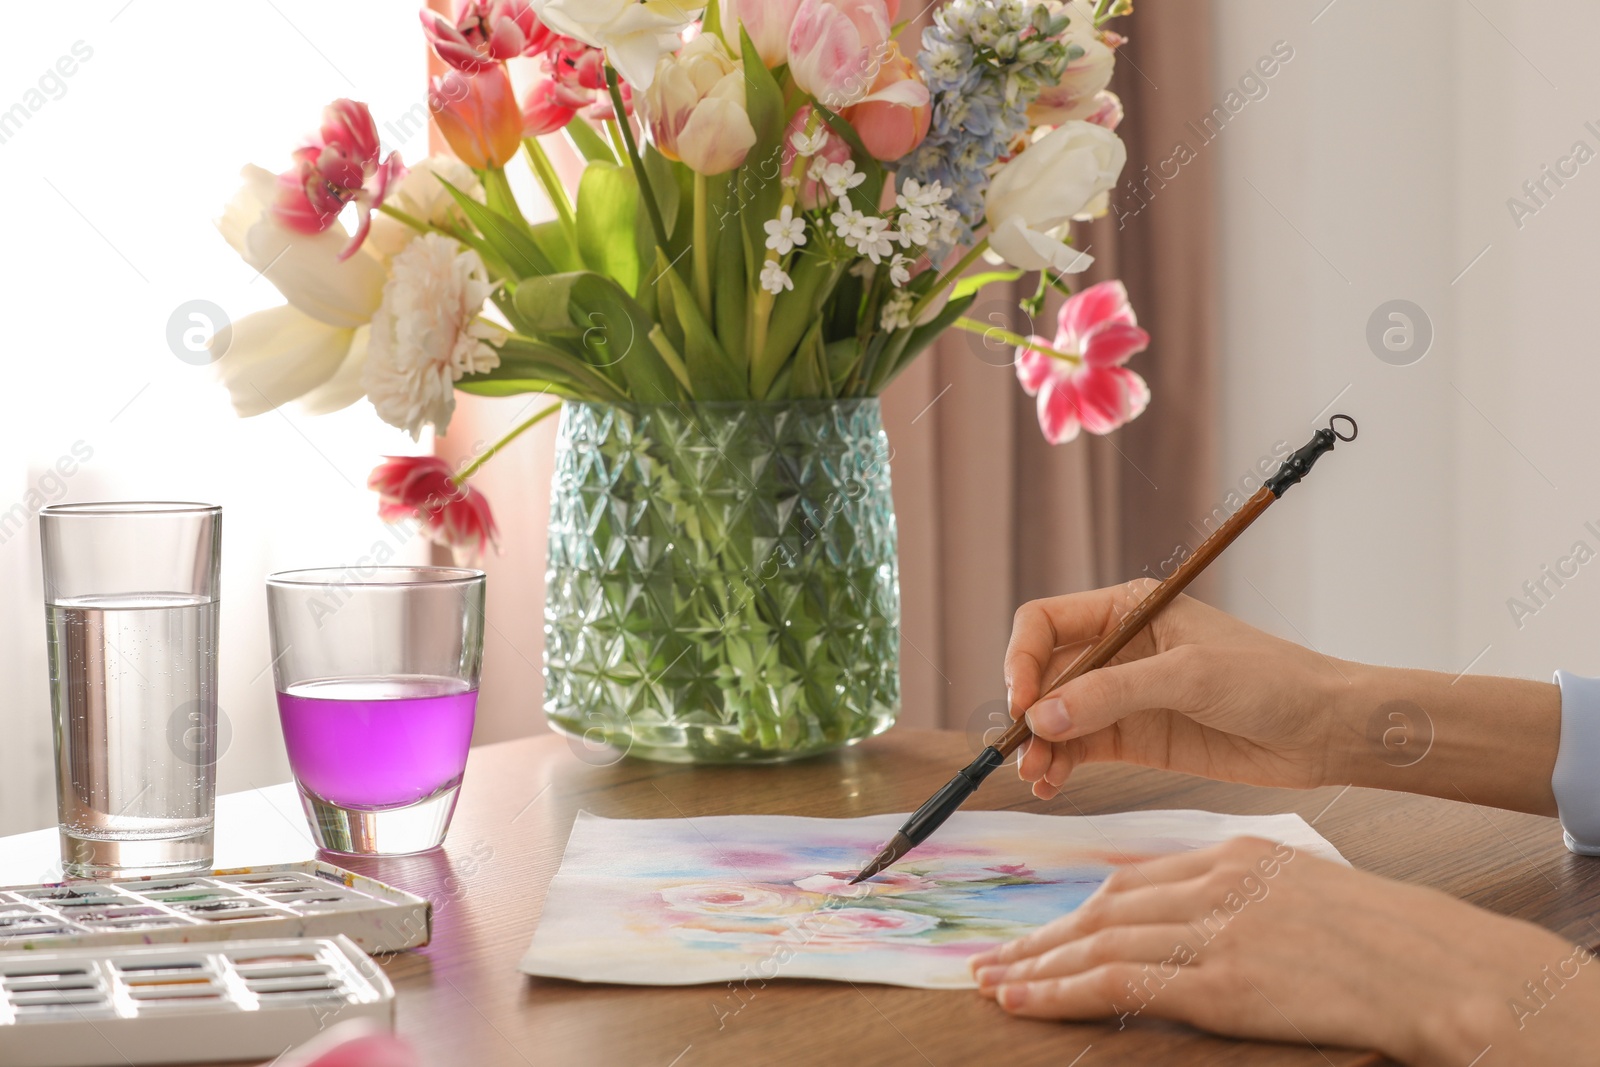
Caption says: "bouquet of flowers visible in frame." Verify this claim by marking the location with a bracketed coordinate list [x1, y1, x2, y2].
[215, 0, 1149, 557]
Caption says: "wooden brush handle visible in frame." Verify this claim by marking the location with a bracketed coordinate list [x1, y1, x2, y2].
[993, 485, 1277, 758]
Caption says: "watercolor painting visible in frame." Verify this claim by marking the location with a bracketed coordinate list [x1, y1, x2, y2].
[519, 809, 1345, 989]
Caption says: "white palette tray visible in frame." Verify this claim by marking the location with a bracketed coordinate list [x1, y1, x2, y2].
[0, 935, 394, 1067]
[0, 862, 430, 955]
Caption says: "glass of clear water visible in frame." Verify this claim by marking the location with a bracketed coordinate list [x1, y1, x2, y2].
[40, 502, 222, 878]
[265, 567, 484, 856]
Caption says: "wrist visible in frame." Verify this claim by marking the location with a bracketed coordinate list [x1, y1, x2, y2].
[1327, 662, 1560, 814]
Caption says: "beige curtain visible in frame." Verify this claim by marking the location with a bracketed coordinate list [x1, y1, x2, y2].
[441, 0, 1218, 741]
[885, 0, 1219, 730]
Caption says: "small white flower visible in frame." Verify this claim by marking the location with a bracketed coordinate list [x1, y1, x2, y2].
[831, 207, 872, 242]
[790, 127, 830, 157]
[896, 213, 934, 247]
[889, 254, 913, 287]
[819, 159, 867, 200]
[763, 205, 807, 255]
[363, 232, 502, 440]
[880, 290, 914, 331]
[760, 259, 793, 295]
[856, 219, 896, 264]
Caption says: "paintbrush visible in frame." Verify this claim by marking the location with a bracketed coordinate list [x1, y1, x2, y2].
[850, 415, 1359, 884]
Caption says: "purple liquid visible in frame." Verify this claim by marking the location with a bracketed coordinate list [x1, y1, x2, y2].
[276, 676, 477, 810]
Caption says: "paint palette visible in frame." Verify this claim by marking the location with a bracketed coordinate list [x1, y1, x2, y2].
[0, 862, 430, 955]
[0, 935, 393, 1067]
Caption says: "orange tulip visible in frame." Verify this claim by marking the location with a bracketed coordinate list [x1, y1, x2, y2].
[429, 66, 522, 169]
[841, 42, 930, 162]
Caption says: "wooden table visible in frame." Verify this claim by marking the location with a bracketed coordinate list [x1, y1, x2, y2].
[5, 729, 1598, 1066]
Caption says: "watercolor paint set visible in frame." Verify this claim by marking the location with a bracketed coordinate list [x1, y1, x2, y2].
[0, 861, 431, 956]
[0, 934, 394, 1067]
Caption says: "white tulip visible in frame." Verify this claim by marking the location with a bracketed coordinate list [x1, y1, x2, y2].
[530, 0, 702, 89]
[984, 120, 1126, 273]
[217, 166, 386, 329]
[211, 305, 356, 417]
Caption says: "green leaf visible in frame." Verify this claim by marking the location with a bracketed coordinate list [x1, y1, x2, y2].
[756, 256, 841, 395]
[710, 176, 748, 361]
[438, 177, 553, 279]
[740, 28, 784, 149]
[952, 269, 1024, 301]
[510, 272, 679, 401]
[876, 292, 978, 391]
[660, 259, 748, 400]
[575, 162, 642, 294]
[642, 145, 684, 241]
[564, 119, 617, 165]
[825, 338, 859, 392]
[472, 335, 629, 402]
[790, 319, 829, 399]
[529, 219, 582, 273]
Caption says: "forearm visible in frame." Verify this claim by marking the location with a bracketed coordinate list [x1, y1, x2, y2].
[1327, 662, 1560, 815]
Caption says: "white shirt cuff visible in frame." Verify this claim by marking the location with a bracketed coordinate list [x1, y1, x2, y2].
[1552, 670, 1600, 856]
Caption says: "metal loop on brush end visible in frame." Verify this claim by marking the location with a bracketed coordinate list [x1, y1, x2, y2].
[1328, 414, 1358, 442]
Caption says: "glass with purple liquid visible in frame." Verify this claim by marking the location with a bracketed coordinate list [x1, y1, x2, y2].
[265, 567, 485, 855]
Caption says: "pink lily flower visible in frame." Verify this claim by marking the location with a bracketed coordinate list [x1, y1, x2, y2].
[1015, 280, 1151, 445]
[369, 456, 499, 561]
[421, 1, 555, 73]
[273, 99, 404, 261]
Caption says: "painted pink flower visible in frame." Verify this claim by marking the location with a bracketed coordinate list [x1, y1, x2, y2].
[273, 100, 404, 260]
[1015, 280, 1151, 445]
[794, 870, 936, 895]
[658, 883, 790, 915]
[368, 456, 499, 560]
[788, 0, 893, 109]
[422, 1, 555, 73]
[799, 906, 939, 944]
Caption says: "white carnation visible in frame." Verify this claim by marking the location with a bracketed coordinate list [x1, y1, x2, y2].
[362, 232, 502, 440]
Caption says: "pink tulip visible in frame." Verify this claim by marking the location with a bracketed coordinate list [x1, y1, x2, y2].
[718, 0, 804, 67]
[273, 99, 404, 261]
[840, 42, 929, 161]
[429, 66, 523, 169]
[1015, 280, 1151, 445]
[787, 0, 893, 109]
[1029, 27, 1123, 126]
[421, 1, 555, 72]
[784, 106, 850, 210]
[520, 75, 583, 134]
[369, 456, 499, 561]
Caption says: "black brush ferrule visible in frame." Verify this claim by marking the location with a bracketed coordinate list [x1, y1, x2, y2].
[899, 746, 1006, 847]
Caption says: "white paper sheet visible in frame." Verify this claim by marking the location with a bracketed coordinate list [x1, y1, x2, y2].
[519, 809, 1345, 989]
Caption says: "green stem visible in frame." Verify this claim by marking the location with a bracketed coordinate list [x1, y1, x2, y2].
[376, 203, 448, 236]
[908, 238, 991, 324]
[604, 118, 626, 161]
[479, 166, 528, 227]
[522, 137, 575, 236]
[605, 69, 671, 254]
[692, 172, 713, 321]
[453, 401, 563, 484]
[951, 317, 1081, 364]
[749, 109, 824, 383]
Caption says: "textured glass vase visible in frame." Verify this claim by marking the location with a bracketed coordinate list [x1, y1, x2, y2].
[544, 400, 900, 763]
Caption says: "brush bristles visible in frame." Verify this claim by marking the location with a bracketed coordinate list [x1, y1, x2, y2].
[848, 832, 913, 884]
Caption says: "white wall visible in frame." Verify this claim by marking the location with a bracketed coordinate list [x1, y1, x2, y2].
[1213, 0, 1600, 681]
[0, 2, 433, 835]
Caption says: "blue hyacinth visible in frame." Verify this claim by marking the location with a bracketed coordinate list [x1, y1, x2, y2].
[901, 0, 1076, 249]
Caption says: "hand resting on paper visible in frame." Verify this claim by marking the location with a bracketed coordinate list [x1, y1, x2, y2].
[1006, 579, 1562, 815]
[992, 580, 1596, 1062]
[969, 837, 1600, 1066]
